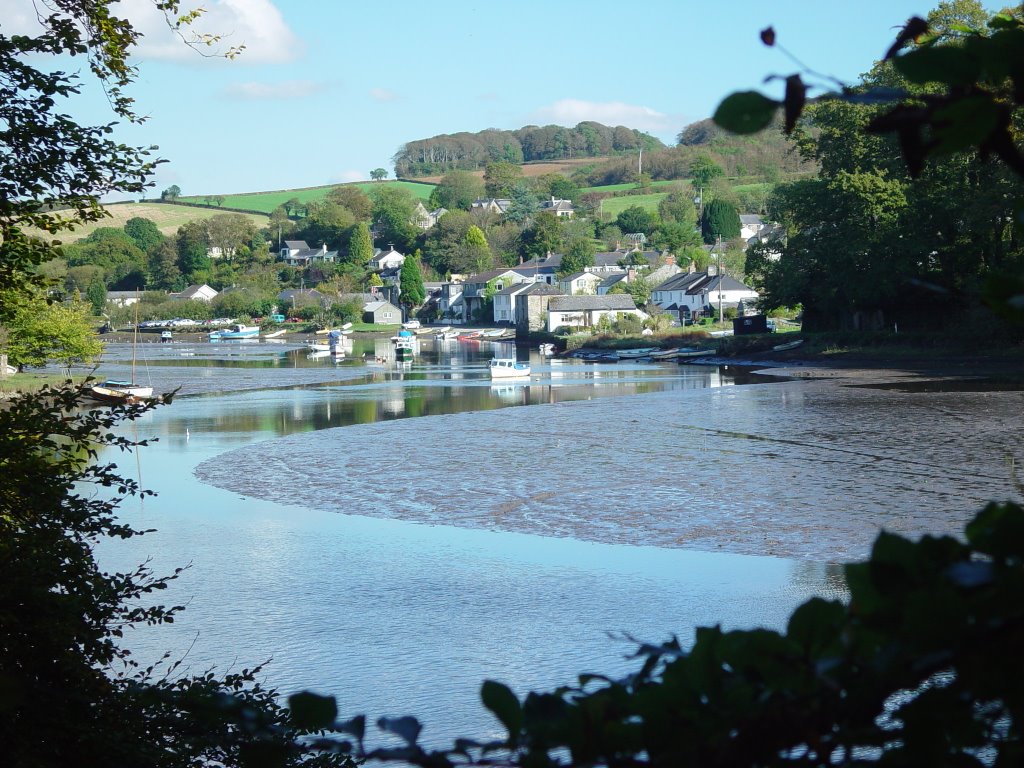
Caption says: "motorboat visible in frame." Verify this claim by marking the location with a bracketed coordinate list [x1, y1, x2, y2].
[209, 324, 259, 340]
[489, 358, 531, 379]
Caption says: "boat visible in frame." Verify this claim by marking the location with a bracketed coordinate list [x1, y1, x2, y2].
[262, 329, 286, 339]
[676, 349, 715, 360]
[160, 330, 173, 343]
[435, 330, 459, 341]
[393, 330, 417, 360]
[538, 343, 555, 355]
[209, 324, 259, 340]
[650, 347, 696, 360]
[616, 347, 660, 359]
[483, 329, 507, 338]
[88, 295, 155, 404]
[489, 358, 531, 379]
[772, 338, 804, 352]
[458, 331, 482, 341]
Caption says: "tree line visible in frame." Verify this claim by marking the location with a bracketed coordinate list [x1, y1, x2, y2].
[392, 123, 665, 177]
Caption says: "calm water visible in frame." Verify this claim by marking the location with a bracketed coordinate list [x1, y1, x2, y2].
[90, 337, 1022, 745]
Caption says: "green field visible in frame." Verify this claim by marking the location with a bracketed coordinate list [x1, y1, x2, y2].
[597, 192, 670, 218]
[582, 180, 682, 195]
[180, 180, 436, 214]
[23, 202, 269, 244]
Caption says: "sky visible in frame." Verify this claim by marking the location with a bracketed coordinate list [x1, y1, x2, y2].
[6, 0, 945, 196]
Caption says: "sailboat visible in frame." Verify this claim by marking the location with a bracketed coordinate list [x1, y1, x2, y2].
[87, 297, 155, 404]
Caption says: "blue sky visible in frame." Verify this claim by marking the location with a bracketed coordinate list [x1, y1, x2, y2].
[8, 0, 944, 196]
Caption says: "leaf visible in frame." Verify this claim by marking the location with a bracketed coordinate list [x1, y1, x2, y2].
[965, 502, 1024, 558]
[783, 75, 806, 134]
[377, 715, 422, 745]
[893, 45, 981, 87]
[713, 91, 779, 135]
[481, 680, 523, 738]
[760, 27, 775, 47]
[944, 561, 995, 588]
[335, 714, 365, 741]
[931, 96, 999, 155]
[885, 16, 929, 59]
[287, 691, 337, 730]
[786, 597, 845, 654]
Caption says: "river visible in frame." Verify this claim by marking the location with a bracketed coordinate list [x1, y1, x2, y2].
[90, 336, 1022, 744]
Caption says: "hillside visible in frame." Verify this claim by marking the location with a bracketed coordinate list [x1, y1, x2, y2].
[176, 180, 434, 215]
[393, 123, 665, 178]
[23, 202, 269, 244]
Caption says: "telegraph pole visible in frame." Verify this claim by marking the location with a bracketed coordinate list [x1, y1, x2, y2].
[717, 236, 724, 325]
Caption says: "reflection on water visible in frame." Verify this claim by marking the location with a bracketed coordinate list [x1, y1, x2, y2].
[91, 337, 865, 744]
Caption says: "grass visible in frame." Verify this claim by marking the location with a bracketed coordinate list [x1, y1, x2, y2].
[179, 180, 435, 214]
[597, 192, 670, 217]
[22, 202, 269, 244]
[581, 180, 681, 194]
[0, 372, 88, 394]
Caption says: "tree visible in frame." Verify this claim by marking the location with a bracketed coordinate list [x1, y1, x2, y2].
[558, 236, 595, 277]
[429, 170, 485, 210]
[503, 182, 540, 224]
[326, 185, 373, 221]
[399, 254, 425, 308]
[0, 288, 103, 370]
[348, 221, 374, 266]
[176, 219, 212, 279]
[148, 239, 183, 291]
[370, 186, 418, 252]
[521, 211, 562, 260]
[63, 228, 148, 289]
[689, 154, 725, 189]
[701, 198, 741, 243]
[483, 160, 523, 198]
[123, 217, 166, 253]
[461, 225, 493, 273]
[616, 205, 657, 236]
[370, 167, 388, 181]
[658, 189, 698, 226]
[653, 221, 702, 255]
[207, 213, 257, 262]
[161, 184, 181, 201]
[86, 274, 107, 314]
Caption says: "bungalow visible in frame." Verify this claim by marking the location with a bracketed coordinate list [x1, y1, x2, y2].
[540, 197, 575, 218]
[170, 284, 218, 302]
[362, 299, 402, 325]
[547, 295, 646, 333]
[558, 271, 603, 296]
[369, 246, 405, 271]
[650, 268, 758, 321]
[279, 240, 337, 267]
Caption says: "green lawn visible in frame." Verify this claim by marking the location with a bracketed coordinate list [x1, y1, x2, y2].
[582, 180, 681, 194]
[597, 192, 670, 218]
[180, 180, 435, 214]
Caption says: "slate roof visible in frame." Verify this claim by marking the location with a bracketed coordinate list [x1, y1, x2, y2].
[653, 271, 755, 295]
[600, 274, 627, 290]
[549, 295, 638, 312]
[517, 282, 564, 296]
[464, 268, 524, 284]
[561, 271, 601, 282]
[494, 282, 536, 296]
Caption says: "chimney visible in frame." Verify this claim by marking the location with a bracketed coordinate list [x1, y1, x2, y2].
[688, 260, 696, 274]
[707, 263, 718, 277]
[627, 268, 637, 281]
[665, 253, 676, 266]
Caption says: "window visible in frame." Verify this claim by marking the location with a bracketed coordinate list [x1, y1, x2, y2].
[383, 312, 393, 320]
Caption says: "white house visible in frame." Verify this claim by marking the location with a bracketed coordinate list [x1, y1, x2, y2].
[650, 268, 758, 319]
[279, 240, 337, 267]
[170, 284, 218, 302]
[492, 282, 535, 324]
[546, 295, 646, 332]
[558, 271, 603, 296]
[540, 197, 575, 217]
[369, 247, 405, 271]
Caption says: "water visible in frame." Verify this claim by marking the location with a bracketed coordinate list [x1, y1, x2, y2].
[88, 338, 1022, 746]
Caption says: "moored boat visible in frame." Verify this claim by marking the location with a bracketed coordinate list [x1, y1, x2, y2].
[616, 347, 660, 359]
[209, 324, 259, 340]
[773, 338, 804, 352]
[489, 358, 531, 379]
[262, 329, 286, 339]
[87, 379, 154, 404]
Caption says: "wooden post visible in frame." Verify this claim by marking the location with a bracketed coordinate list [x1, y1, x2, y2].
[0, 353, 8, 377]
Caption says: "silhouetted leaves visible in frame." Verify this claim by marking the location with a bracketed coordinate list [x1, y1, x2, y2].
[712, 91, 779, 134]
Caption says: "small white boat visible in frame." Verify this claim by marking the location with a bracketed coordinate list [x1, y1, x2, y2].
[616, 347, 660, 359]
[489, 358, 531, 379]
[262, 329, 286, 339]
[483, 329, 507, 338]
[772, 338, 804, 352]
[209, 324, 260, 340]
[676, 349, 715, 359]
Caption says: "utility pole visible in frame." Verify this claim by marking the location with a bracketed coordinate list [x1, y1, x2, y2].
[717, 235, 724, 325]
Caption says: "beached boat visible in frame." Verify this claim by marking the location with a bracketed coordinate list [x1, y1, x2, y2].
[489, 358, 531, 379]
[650, 347, 696, 360]
[676, 349, 715, 360]
[772, 338, 804, 352]
[458, 331, 482, 341]
[435, 330, 459, 340]
[262, 329, 286, 339]
[616, 347, 660, 359]
[483, 329, 507, 338]
[87, 379, 154, 404]
[209, 324, 259, 340]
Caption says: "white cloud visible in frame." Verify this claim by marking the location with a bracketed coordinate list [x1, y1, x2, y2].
[113, 0, 301, 64]
[331, 170, 366, 183]
[223, 80, 325, 100]
[531, 99, 672, 132]
[0, 0, 45, 34]
[369, 87, 399, 103]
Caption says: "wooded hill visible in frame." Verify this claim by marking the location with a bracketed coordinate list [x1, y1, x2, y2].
[393, 123, 665, 178]
[571, 117, 816, 187]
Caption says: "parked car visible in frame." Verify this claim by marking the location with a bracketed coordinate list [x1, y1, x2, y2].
[402, 319, 421, 329]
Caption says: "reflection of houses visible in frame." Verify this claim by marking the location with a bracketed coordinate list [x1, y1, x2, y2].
[279, 240, 337, 267]
[650, 267, 758, 320]
[170, 283, 218, 302]
[362, 299, 402, 325]
[546, 295, 645, 332]
[540, 197, 575, 217]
